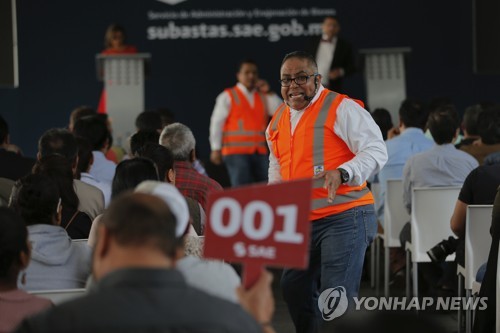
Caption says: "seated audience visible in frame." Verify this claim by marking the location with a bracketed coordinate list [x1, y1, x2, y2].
[371, 108, 393, 141]
[32, 155, 92, 239]
[73, 115, 116, 185]
[375, 99, 433, 224]
[135, 111, 162, 132]
[0, 115, 35, 181]
[0, 207, 52, 333]
[129, 130, 160, 157]
[455, 104, 484, 149]
[135, 181, 239, 302]
[472, 186, 500, 333]
[398, 106, 478, 292]
[156, 107, 175, 128]
[15, 192, 273, 333]
[160, 122, 223, 210]
[75, 137, 111, 207]
[460, 105, 500, 164]
[9, 174, 91, 291]
[402, 105, 478, 212]
[87, 157, 160, 246]
[138, 143, 205, 234]
[450, 162, 500, 238]
[38, 128, 104, 220]
[67, 106, 95, 132]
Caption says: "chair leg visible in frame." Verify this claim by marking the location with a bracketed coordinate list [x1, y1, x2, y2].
[458, 274, 464, 333]
[375, 237, 381, 295]
[384, 245, 390, 297]
[406, 250, 411, 298]
[412, 261, 418, 299]
[465, 289, 472, 333]
[370, 241, 375, 288]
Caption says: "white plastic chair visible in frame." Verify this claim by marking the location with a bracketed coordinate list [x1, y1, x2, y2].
[458, 205, 493, 333]
[405, 186, 461, 298]
[29, 288, 86, 305]
[381, 179, 410, 297]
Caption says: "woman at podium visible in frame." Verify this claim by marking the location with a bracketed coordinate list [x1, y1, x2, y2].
[97, 24, 137, 113]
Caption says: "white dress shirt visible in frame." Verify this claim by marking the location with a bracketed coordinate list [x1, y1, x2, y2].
[316, 35, 337, 86]
[266, 85, 388, 186]
[89, 151, 116, 186]
[209, 82, 282, 151]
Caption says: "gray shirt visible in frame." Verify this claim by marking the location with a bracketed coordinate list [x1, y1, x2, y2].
[403, 144, 479, 212]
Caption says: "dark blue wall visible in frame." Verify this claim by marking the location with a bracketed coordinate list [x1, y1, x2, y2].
[1, 0, 498, 158]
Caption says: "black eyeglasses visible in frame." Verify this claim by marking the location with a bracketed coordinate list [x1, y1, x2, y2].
[279, 74, 318, 87]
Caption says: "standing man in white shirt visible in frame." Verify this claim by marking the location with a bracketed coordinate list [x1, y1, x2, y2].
[311, 16, 355, 93]
[209, 59, 282, 187]
[267, 51, 387, 333]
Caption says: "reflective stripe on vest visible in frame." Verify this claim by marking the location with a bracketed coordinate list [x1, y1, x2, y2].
[309, 92, 370, 210]
[229, 88, 240, 105]
[311, 178, 370, 210]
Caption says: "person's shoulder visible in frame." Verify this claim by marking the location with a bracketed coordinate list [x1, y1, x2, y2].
[205, 174, 223, 190]
[74, 179, 102, 195]
[184, 287, 261, 332]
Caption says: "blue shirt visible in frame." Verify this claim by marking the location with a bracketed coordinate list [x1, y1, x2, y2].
[375, 128, 434, 221]
[403, 143, 479, 212]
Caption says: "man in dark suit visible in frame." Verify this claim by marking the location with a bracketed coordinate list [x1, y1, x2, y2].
[310, 16, 355, 93]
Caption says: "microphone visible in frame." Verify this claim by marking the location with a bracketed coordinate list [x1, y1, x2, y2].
[304, 80, 319, 101]
[304, 94, 314, 101]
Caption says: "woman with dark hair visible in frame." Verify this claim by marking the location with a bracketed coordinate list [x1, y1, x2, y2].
[9, 174, 91, 291]
[0, 207, 52, 332]
[111, 157, 159, 199]
[32, 155, 92, 239]
[87, 158, 160, 247]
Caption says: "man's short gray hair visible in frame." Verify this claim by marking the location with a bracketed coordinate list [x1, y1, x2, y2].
[159, 122, 196, 161]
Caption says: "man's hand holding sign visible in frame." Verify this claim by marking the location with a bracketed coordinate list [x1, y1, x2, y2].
[205, 179, 312, 287]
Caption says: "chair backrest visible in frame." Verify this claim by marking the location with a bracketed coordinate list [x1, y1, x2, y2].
[465, 205, 493, 289]
[411, 186, 461, 262]
[384, 179, 410, 247]
[29, 288, 86, 305]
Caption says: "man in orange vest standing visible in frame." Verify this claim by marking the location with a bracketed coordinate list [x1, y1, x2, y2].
[209, 59, 282, 187]
[267, 51, 387, 333]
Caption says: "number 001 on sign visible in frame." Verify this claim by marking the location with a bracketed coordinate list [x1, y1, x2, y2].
[204, 179, 312, 269]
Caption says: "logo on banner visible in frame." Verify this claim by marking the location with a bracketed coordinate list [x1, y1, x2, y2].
[156, 0, 187, 5]
[318, 286, 348, 321]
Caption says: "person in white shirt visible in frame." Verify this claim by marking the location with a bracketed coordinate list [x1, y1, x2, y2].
[209, 59, 282, 187]
[310, 16, 355, 93]
[267, 51, 386, 333]
[73, 115, 116, 185]
[75, 137, 111, 207]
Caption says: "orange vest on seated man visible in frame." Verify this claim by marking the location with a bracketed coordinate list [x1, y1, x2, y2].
[221, 86, 269, 156]
[268, 89, 374, 221]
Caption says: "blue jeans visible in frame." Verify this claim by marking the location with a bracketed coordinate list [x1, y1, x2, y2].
[223, 153, 268, 187]
[281, 204, 377, 333]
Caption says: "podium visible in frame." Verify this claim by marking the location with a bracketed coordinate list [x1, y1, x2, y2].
[96, 53, 151, 147]
[359, 48, 411, 122]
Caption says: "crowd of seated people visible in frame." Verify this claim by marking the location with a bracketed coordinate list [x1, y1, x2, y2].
[1, 98, 499, 332]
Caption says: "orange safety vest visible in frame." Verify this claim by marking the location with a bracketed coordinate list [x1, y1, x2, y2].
[221, 86, 269, 156]
[267, 89, 374, 221]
